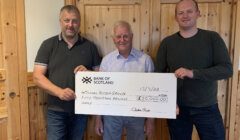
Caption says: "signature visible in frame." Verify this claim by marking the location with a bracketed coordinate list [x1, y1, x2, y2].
[131, 107, 150, 112]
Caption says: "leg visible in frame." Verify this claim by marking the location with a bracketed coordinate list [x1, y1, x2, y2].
[193, 104, 225, 140]
[47, 110, 67, 140]
[68, 114, 88, 140]
[103, 116, 123, 140]
[125, 117, 145, 140]
[167, 106, 193, 140]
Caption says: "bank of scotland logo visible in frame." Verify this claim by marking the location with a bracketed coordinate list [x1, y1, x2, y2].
[82, 77, 92, 84]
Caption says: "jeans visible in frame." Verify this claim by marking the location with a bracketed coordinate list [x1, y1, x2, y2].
[103, 116, 145, 140]
[47, 109, 88, 140]
[167, 104, 225, 140]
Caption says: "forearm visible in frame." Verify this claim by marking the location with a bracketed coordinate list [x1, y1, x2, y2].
[193, 63, 233, 81]
[33, 73, 62, 97]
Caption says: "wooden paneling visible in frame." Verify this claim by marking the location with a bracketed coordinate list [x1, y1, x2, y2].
[80, 4, 142, 56]
[0, 118, 7, 140]
[227, 0, 240, 139]
[28, 87, 47, 140]
[16, 0, 29, 139]
[235, 72, 240, 139]
[65, 0, 76, 5]
[0, 0, 3, 68]
[0, 0, 29, 139]
[161, 0, 223, 3]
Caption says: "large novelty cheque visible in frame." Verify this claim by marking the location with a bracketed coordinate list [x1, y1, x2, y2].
[75, 72, 177, 118]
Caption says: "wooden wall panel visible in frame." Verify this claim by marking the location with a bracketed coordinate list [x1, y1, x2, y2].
[236, 72, 240, 140]
[0, 118, 7, 140]
[28, 87, 47, 140]
[1, 0, 22, 138]
[82, 5, 141, 56]
[16, 0, 29, 139]
[0, 0, 29, 139]
[161, 0, 223, 3]
[149, 0, 161, 59]
[0, 0, 2, 68]
[227, 0, 240, 139]
[160, 4, 178, 40]
[65, 0, 76, 5]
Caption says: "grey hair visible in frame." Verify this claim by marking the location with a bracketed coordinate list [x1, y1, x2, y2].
[112, 20, 133, 36]
[59, 5, 80, 19]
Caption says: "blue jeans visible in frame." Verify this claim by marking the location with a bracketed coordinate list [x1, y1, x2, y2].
[47, 109, 88, 140]
[103, 116, 145, 140]
[167, 104, 225, 140]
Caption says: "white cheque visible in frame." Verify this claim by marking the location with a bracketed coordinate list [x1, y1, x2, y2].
[75, 72, 177, 119]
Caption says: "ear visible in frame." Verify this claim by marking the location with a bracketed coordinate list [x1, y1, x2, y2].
[197, 10, 201, 18]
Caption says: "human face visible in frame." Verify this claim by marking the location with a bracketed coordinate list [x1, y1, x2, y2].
[175, 0, 200, 31]
[60, 10, 80, 39]
[112, 26, 133, 57]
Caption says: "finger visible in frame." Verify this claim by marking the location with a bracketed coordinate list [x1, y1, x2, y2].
[96, 128, 103, 136]
[74, 65, 87, 73]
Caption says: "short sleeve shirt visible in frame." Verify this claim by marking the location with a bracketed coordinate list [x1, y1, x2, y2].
[35, 34, 101, 112]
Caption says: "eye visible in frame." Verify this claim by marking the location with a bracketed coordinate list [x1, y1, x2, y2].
[114, 34, 130, 39]
[187, 10, 194, 14]
[114, 35, 122, 39]
[63, 19, 70, 23]
[177, 11, 184, 16]
[123, 35, 130, 39]
[72, 19, 79, 24]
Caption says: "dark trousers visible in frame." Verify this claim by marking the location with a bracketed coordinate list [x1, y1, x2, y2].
[167, 104, 225, 140]
[47, 109, 88, 140]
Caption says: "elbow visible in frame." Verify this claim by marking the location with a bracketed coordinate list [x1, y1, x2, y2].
[225, 64, 233, 79]
[33, 71, 41, 85]
[32, 73, 38, 85]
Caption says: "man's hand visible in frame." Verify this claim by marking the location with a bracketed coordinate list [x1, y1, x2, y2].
[74, 65, 88, 73]
[95, 116, 104, 136]
[145, 118, 155, 138]
[175, 67, 193, 79]
[58, 88, 75, 101]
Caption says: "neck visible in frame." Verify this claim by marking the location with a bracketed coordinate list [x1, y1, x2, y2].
[119, 50, 131, 58]
[179, 27, 198, 38]
[62, 35, 78, 48]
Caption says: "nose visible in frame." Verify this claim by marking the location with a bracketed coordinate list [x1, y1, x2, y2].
[67, 20, 74, 26]
[119, 36, 125, 42]
[182, 12, 188, 18]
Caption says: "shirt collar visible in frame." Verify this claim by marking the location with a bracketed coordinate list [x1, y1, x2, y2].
[116, 47, 138, 59]
[58, 33, 83, 42]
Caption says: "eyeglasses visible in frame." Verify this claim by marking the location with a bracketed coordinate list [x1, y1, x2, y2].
[113, 34, 132, 40]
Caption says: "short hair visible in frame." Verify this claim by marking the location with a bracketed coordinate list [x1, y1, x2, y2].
[112, 20, 133, 36]
[59, 5, 80, 18]
[175, 0, 199, 14]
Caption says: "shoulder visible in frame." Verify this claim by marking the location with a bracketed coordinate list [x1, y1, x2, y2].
[42, 35, 59, 45]
[38, 35, 59, 52]
[102, 50, 118, 61]
[198, 29, 221, 38]
[160, 32, 179, 46]
[81, 37, 96, 46]
[79, 37, 99, 51]
[163, 32, 179, 41]
[132, 48, 153, 61]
